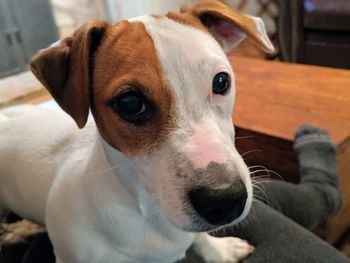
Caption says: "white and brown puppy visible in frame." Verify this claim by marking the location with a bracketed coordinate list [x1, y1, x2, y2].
[0, 1, 274, 262]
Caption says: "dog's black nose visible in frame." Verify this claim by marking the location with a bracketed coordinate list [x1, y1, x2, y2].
[189, 181, 247, 225]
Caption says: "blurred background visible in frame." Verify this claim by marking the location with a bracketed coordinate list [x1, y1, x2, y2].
[1, 0, 350, 108]
[0, 0, 280, 107]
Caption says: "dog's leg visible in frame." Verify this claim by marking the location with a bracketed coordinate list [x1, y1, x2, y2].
[192, 233, 254, 263]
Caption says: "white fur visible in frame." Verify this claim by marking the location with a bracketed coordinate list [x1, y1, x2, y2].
[193, 233, 255, 262]
[0, 14, 256, 263]
[138, 15, 253, 230]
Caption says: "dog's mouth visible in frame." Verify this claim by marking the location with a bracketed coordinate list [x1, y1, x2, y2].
[139, 138, 252, 232]
[158, 178, 250, 232]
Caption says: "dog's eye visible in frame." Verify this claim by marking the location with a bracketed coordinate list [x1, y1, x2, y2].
[109, 89, 153, 125]
[212, 72, 230, 95]
[117, 91, 145, 115]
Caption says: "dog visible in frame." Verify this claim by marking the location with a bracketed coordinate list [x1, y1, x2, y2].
[0, 1, 274, 262]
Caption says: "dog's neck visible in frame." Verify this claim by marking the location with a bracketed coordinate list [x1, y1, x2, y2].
[100, 137, 140, 194]
[97, 134, 162, 219]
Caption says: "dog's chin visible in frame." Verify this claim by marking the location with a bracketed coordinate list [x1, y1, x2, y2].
[167, 201, 252, 232]
[181, 222, 220, 232]
[160, 187, 253, 233]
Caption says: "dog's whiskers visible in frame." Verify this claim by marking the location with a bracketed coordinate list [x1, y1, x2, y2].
[241, 149, 262, 157]
[145, 206, 161, 219]
[249, 165, 284, 182]
[251, 180, 268, 203]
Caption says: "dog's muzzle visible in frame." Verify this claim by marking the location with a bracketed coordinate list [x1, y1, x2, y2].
[188, 179, 247, 225]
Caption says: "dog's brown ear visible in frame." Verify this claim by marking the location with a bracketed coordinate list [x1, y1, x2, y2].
[30, 20, 108, 128]
[180, 0, 274, 53]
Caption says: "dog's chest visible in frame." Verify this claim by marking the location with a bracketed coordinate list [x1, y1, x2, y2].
[97, 205, 195, 262]
[74, 157, 195, 262]
[102, 198, 194, 262]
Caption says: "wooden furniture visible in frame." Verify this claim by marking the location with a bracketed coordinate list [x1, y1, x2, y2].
[275, 0, 350, 69]
[0, 0, 58, 78]
[230, 56, 350, 245]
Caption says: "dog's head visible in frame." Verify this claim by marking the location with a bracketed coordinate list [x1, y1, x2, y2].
[30, 1, 274, 232]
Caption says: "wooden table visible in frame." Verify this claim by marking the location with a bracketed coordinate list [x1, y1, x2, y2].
[231, 56, 350, 245]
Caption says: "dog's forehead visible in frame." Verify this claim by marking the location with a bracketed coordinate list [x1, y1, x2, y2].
[130, 14, 225, 60]
[128, 15, 233, 97]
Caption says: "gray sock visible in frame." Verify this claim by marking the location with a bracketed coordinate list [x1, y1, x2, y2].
[294, 124, 343, 215]
[253, 125, 343, 228]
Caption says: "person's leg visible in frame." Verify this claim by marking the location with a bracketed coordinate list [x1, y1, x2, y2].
[254, 125, 343, 229]
[184, 203, 350, 263]
[216, 201, 350, 263]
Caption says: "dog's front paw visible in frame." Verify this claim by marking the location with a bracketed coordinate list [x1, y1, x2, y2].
[194, 234, 254, 263]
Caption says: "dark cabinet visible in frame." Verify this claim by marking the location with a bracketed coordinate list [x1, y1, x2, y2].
[276, 0, 350, 69]
[0, 0, 58, 78]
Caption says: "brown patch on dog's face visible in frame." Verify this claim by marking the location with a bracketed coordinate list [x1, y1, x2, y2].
[91, 21, 176, 157]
